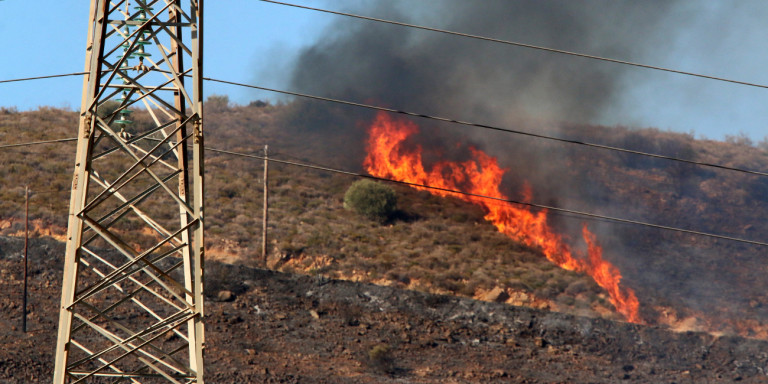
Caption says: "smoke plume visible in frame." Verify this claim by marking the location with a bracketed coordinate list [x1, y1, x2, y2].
[287, 1, 680, 127]
[284, 0, 686, 210]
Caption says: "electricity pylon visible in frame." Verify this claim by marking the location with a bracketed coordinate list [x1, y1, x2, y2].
[53, 1, 205, 382]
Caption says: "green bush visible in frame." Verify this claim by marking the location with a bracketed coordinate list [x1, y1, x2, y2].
[343, 179, 397, 223]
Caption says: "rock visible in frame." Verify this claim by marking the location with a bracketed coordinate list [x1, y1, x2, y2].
[508, 291, 530, 306]
[482, 287, 509, 303]
[217, 290, 235, 302]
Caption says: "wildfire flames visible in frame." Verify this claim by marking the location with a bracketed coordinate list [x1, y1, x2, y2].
[364, 112, 642, 323]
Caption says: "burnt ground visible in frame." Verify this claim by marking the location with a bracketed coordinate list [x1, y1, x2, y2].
[2, 236, 768, 383]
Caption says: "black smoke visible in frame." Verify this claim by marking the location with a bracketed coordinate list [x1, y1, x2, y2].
[287, 1, 682, 126]
[283, 0, 683, 205]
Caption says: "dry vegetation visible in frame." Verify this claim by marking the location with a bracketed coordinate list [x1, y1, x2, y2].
[3, 100, 768, 333]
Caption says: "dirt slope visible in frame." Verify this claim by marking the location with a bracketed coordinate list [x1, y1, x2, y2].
[2, 236, 768, 383]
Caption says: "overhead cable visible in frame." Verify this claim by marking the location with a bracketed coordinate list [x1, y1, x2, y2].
[31, 188, 71, 196]
[209, 146, 768, 249]
[0, 72, 89, 84]
[204, 77, 768, 179]
[5, 73, 768, 181]
[0, 137, 78, 149]
[5, 134, 765, 248]
[259, 0, 768, 90]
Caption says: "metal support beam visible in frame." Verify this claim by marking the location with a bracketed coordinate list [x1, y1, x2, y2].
[54, 1, 204, 383]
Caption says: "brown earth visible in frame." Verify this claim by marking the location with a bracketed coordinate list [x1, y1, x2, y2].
[2, 236, 768, 383]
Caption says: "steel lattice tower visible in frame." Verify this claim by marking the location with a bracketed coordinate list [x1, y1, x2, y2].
[54, 1, 205, 382]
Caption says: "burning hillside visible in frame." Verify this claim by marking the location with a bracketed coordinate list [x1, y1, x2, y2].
[364, 111, 641, 323]
[275, 0, 768, 339]
[6, 104, 768, 339]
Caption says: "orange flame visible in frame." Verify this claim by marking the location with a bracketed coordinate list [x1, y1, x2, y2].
[364, 112, 642, 323]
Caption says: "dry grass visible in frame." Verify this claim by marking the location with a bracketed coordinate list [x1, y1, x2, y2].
[5, 100, 768, 328]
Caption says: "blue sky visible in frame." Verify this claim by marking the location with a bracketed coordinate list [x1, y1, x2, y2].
[0, 1, 335, 109]
[0, 1, 766, 143]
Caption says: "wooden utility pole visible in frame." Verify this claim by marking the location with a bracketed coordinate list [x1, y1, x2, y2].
[262, 145, 269, 267]
[22, 186, 28, 333]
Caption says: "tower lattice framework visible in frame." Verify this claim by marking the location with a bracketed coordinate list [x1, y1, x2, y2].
[54, 1, 205, 382]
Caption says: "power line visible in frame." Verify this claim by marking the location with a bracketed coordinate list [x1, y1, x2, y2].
[4, 133, 766, 248]
[4, 65, 764, 180]
[210, 146, 768, 249]
[0, 137, 78, 149]
[0, 72, 88, 84]
[3, 75, 764, 244]
[4, 78, 767, 184]
[204, 77, 768, 179]
[31, 188, 70, 196]
[259, 0, 768, 90]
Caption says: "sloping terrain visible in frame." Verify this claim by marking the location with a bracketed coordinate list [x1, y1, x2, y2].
[4, 103, 768, 332]
[2, 236, 768, 383]
[3, 102, 768, 382]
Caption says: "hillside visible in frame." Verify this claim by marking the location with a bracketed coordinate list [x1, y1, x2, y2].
[3, 236, 768, 383]
[2, 100, 768, 338]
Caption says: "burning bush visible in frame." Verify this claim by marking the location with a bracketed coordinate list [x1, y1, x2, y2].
[343, 179, 398, 223]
